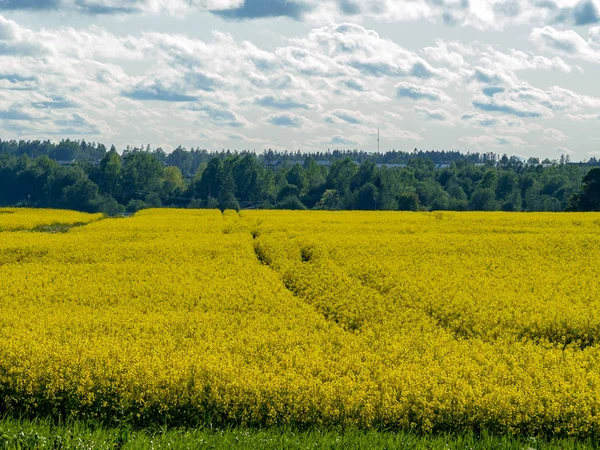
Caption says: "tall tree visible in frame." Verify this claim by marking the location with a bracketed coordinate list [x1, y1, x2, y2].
[568, 168, 600, 211]
[98, 147, 121, 197]
[120, 151, 164, 203]
[355, 183, 378, 210]
[326, 158, 358, 196]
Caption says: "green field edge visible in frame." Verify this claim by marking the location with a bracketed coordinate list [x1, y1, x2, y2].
[0, 216, 107, 234]
[0, 417, 598, 450]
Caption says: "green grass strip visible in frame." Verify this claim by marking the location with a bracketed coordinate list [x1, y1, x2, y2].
[0, 417, 598, 449]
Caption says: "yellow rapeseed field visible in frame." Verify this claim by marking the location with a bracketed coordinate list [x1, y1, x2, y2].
[0, 208, 102, 231]
[1, 208, 600, 436]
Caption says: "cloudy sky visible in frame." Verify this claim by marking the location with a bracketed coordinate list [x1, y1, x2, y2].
[1, 0, 600, 160]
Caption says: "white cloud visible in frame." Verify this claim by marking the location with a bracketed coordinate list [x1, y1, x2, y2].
[543, 128, 570, 142]
[566, 112, 600, 120]
[460, 111, 535, 133]
[0, 12, 599, 158]
[421, 40, 467, 69]
[265, 112, 307, 128]
[384, 128, 423, 142]
[2, 0, 600, 33]
[328, 135, 359, 146]
[0, 0, 244, 15]
[459, 134, 528, 149]
[396, 82, 451, 102]
[324, 109, 374, 124]
[284, 23, 455, 82]
[414, 106, 452, 121]
[471, 84, 600, 120]
[188, 102, 249, 128]
[530, 26, 600, 63]
[590, 26, 600, 46]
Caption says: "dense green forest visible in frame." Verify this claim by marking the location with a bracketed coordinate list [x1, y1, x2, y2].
[0, 138, 598, 214]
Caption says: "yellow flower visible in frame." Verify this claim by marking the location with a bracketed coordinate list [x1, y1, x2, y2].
[1, 208, 600, 436]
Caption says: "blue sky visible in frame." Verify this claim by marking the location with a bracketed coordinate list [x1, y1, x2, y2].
[1, 0, 600, 161]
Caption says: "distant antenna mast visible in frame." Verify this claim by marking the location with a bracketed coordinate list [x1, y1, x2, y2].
[377, 128, 380, 153]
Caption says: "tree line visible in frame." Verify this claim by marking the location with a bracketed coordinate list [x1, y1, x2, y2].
[0, 139, 598, 214]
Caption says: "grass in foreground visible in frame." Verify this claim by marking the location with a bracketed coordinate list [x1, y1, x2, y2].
[0, 418, 598, 450]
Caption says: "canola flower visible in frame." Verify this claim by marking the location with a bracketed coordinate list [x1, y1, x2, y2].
[0, 208, 102, 231]
[1, 208, 600, 437]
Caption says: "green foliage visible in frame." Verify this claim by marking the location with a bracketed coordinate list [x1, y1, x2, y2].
[355, 182, 378, 210]
[276, 195, 306, 210]
[120, 151, 164, 202]
[397, 191, 420, 211]
[0, 140, 596, 213]
[277, 184, 300, 202]
[162, 166, 185, 196]
[219, 192, 240, 212]
[316, 189, 340, 210]
[327, 158, 359, 196]
[95, 196, 125, 216]
[0, 417, 595, 450]
[568, 168, 600, 211]
[98, 147, 121, 197]
[286, 163, 306, 191]
[144, 192, 163, 208]
[126, 199, 147, 213]
[61, 178, 100, 212]
[470, 188, 498, 211]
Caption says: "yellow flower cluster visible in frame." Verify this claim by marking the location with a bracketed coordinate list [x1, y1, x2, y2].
[0, 208, 102, 231]
[1, 208, 600, 436]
